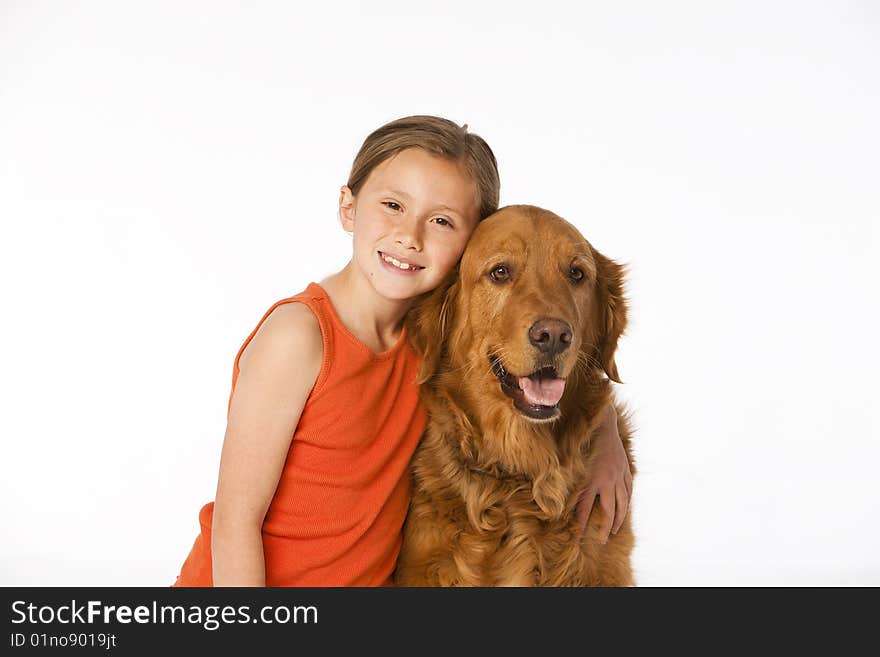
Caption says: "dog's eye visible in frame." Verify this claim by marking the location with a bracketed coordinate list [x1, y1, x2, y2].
[489, 265, 510, 283]
[569, 267, 585, 283]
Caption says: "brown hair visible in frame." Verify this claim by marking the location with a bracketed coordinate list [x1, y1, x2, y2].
[346, 115, 500, 221]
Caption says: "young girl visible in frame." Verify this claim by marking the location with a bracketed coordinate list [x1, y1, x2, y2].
[172, 115, 631, 587]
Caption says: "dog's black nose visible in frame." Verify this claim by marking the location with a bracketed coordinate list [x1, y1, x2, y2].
[528, 318, 573, 354]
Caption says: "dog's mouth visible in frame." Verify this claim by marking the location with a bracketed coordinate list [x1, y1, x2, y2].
[489, 354, 565, 421]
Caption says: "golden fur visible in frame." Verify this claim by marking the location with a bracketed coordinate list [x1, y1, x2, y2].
[395, 205, 635, 586]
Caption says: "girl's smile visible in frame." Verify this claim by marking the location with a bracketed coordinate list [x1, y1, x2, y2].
[378, 250, 425, 274]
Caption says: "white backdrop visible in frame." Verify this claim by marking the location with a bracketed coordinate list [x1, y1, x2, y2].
[1, 1, 877, 586]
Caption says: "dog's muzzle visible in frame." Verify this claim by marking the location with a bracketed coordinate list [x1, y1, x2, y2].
[489, 354, 565, 421]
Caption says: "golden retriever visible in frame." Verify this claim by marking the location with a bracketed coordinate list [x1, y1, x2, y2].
[395, 205, 635, 586]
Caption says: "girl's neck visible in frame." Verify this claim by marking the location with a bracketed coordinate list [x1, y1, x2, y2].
[319, 262, 415, 352]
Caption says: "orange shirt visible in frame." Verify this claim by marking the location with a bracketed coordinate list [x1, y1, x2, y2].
[172, 282, 426, 586]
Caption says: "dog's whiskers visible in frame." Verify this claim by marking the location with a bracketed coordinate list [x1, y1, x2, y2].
[574, 347, 604, 376]
[492, 346, 519, 376]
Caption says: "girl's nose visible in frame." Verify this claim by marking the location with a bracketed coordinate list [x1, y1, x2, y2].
[394, 217, 423, 251]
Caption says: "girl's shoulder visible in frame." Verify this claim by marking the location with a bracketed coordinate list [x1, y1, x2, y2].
[237, 301, 323, 377]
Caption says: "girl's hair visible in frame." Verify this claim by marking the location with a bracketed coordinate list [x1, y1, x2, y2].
[346, 115, 500, 221]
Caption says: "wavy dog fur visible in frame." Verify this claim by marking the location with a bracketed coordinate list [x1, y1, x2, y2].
[395, 205, 636, 586]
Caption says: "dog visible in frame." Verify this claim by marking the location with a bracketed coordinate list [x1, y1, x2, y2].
[395, 205, 635, 586]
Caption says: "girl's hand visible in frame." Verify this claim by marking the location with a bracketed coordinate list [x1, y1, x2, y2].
[575, 404, 632, 543]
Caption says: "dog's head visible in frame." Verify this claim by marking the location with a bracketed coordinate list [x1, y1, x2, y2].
[410, 205, 628, 424]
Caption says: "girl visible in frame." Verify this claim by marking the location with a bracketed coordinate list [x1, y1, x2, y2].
[172, 115, 631, 587]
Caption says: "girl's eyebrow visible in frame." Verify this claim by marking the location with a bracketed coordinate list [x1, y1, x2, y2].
[386, 188, 412, 199]
[435, 206, 465, 218]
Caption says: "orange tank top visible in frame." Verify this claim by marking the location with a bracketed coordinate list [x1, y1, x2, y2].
[172, 282, 426, 586]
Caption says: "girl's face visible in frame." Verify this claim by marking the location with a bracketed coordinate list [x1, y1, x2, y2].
[339, 147, 481, 301]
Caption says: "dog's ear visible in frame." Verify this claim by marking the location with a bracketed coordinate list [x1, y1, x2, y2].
[406, 270, 460, 385]
[592, 251, 628, 384]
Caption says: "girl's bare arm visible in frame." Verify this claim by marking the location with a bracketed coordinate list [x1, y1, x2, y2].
[211, 303, 323, 586]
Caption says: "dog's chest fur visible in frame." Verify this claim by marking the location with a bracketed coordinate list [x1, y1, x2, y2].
[409, 468, 595, 586]
[396, 385, 634, 587]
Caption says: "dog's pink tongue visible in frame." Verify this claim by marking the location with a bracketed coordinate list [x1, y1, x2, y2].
[518, 376, 566, 406]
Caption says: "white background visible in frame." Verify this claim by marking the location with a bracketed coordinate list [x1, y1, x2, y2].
[1, 1, 877, 586]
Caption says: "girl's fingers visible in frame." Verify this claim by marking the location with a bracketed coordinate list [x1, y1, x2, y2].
[612, 480, 629, 534]
[598, 491, 616, 544]
[576, 488, 597, 530]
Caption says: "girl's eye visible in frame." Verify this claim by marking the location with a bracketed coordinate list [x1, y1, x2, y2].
[489, 265, 511, 283]
[383, 201, 402, 211]
[432, 217, 452, 227]
[569, 266, 585, 283]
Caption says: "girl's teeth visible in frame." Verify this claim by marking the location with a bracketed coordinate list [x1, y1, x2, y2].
[383, 254, 418, 270]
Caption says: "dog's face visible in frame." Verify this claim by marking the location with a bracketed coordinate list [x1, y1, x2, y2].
[412, 205, 627, 424]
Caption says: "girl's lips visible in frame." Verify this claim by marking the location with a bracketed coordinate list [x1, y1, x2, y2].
[378, 251, 424, 275]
